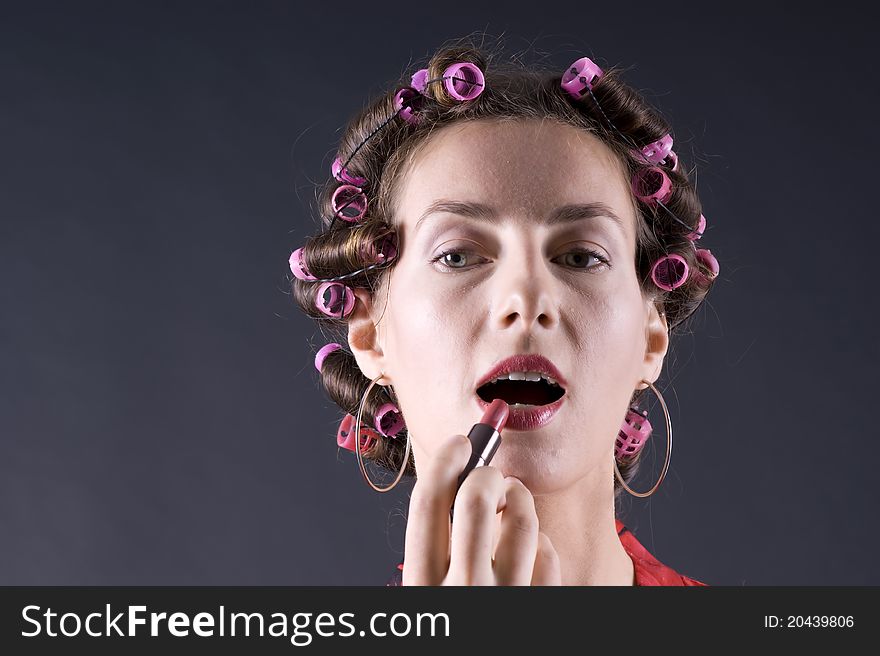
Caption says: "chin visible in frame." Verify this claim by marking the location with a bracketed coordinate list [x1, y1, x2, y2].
[487, 451, 572, 495]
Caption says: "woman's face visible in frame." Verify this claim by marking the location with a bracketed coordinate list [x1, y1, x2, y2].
[350, 118, 668, 494]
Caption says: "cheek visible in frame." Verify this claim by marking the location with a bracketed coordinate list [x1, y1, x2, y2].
[569, 285, 646, 378]
[381, 274, 476, 441]
[387, 274, 465, 359]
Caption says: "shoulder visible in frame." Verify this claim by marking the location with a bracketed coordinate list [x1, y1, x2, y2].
[616, 518, 709, 587]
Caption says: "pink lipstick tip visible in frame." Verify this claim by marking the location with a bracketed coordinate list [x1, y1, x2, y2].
[481, 398, 509, 433]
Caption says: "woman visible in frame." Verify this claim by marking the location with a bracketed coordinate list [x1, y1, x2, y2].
[289, 37, 718, 586]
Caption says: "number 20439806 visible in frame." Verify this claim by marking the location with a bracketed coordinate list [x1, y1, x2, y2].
[764, 616, 854, 628]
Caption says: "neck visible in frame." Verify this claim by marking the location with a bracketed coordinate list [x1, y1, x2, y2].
[524, 462, 634, 586]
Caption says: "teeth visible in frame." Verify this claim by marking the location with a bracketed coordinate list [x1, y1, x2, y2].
[490, 371, 560, 387]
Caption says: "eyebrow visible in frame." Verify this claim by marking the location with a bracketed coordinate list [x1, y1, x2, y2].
[414, 199, 627, 235]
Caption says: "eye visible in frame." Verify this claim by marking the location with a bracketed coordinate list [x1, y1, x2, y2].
[430, 248, 610, 271]
[431, 249, 485, 269]
[558, 248, 610, 271]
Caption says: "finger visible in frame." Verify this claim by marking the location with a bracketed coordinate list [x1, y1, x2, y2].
[448, 466, 506, 585]
[530, 532, 562, 586]
[493, 477, 539, 586]
[403, 434, 472, 585]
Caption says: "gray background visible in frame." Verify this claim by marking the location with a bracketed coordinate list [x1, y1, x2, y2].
[1, 1, 876, 585]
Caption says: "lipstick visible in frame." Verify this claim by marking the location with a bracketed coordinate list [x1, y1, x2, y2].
[450, 398, 509, 522]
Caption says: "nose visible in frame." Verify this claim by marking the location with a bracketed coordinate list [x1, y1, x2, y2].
[491, 241, 559, 332]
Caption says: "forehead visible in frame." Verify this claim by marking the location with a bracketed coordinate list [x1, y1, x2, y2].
[394, 118, 636, 238]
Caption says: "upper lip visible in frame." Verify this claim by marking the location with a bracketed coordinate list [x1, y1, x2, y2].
[475, 354, 568, 390]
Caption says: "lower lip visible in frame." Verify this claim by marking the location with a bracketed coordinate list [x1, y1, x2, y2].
[474, 394, 566, 431]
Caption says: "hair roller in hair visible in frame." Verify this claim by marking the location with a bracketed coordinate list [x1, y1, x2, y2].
[360, 231, 399, 266]
[394, 87, 424, 125]
[561, 56, 604, 100]
[693, 248, 719, 285]
[615, 407, 652, 459]
[686, 214, 707, 241]
[640, 134, 674, 166]
[633, 146, 678, 172]
[331, 184, 368, 223]
[289, 247, 317, 281]
[374, 402, 405, 438]
[337, 413, 378, 454]
[632, 166, 673, 205]
[443, 62, 485, 101]
[410, 68, 429, 93]
[315, 342, 343, 372]
[651, 254, 689, 292]
[315, 282, 356, 318]
[331, 156, 368, 187]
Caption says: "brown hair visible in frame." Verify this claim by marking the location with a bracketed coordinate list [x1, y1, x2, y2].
[290, 35, 717, 503]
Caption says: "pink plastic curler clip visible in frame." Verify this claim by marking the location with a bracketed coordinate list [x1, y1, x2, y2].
[315, 282, 356, 318]
[651, 254, 689, 291]
[561, 56, 604, 100]
[632, 166, 673, 205]
[615, 407, 652, 459]
[666, 149, 679, 172]
[694, 248, 719, 285]
[337, 413, 378, 454]
[410, 68, 428, 93]
[360, 231, 399, 265]
[315, 342, 343, 372]
[331, 184, 368, 222]
[289, 247, 317, 281]
[394, 87, 423, 125]
[331, 157, 368, 187]
[374, 402, 404, 438]
[443, 62, 485, 101]
[686, 214, 707, 241]
[640, 134, 674, 166]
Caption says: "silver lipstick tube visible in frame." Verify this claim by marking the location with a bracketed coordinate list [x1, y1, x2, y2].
[449, 421, 503, 523]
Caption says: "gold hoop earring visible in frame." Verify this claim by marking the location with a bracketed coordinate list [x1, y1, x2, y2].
[355, 372, 411, 493]
[613, 379, 673, 498]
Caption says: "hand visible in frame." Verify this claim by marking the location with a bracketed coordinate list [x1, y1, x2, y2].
[402, 433, 562, 585]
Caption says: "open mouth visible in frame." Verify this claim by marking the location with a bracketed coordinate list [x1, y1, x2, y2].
[476, 378, 566, 407]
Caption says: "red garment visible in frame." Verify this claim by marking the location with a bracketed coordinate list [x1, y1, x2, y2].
[614, 518, 707, 586]
[385, 517, 707, 586]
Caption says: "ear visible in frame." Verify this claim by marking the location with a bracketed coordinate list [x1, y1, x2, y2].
[347, 287, 391, 386]
[639, 299, 669, 389]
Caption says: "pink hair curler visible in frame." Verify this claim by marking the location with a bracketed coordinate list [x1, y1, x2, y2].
[374, 402, 404, 438]
[443, 62, 485, 101]
[360, 231, 399, 265]
[289, 247, 317, 281]
[394, 87, 423, 125]
[315, 342, 343, 372]
[315, 282, 356, 318]
[337, 413, 378, 454]
[561, 56, 604, 100]
[410, 68, 428, 93]
[615, 407, 652, 459]
[651, 254, 689, 291]
[693, 248, 719, 285]
[331, 156, 368, 187]
[331, 184, 368, 223]
[686, 213, 707, 241]
[629, 146, 678, 171]
[632, 166, 673, 205]
[640, 134, 674, 166]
